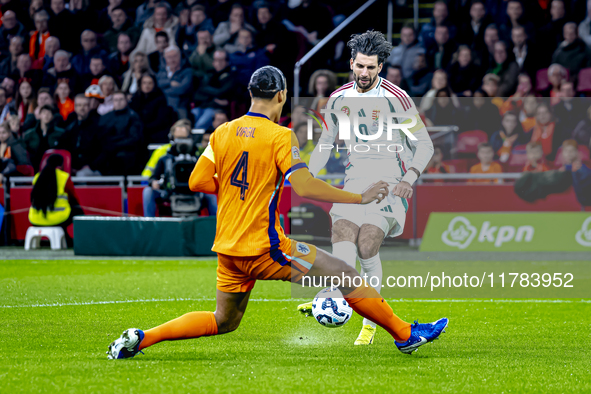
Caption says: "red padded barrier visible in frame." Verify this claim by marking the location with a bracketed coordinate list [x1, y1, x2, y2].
[10, 186, 122, 240]
[127, 186, 145, 216]
[8, 184, 587, 241]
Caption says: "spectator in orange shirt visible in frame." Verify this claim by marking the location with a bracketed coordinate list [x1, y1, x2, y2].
[523, 141, 550, 172]
[469, 142, 503, 183]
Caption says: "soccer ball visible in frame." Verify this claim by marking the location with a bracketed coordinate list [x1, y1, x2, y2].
[312, 287, 353, 328]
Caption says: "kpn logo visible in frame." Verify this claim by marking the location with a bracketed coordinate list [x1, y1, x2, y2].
[442, 216, 534, 249]
[575, 216, 591, 247]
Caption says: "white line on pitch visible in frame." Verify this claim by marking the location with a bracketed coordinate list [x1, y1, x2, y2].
[1, 298, 589, 309]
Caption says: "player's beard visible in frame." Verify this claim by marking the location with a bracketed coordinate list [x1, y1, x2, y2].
[355, 72, 377, 91]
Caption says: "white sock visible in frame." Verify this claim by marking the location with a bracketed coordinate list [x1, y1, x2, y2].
[359, 253, 382, 329]
[332, 241, 358, 269]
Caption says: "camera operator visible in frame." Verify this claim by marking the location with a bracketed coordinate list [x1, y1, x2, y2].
[142, 120, 217, 216]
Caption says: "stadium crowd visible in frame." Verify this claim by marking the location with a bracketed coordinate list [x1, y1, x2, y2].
[0, 0, 590, 189]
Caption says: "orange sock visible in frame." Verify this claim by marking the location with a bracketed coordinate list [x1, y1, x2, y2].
[139, 311, 218, 350]
[344, 284, 411, 342]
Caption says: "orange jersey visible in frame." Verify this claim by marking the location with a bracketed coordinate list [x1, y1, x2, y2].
[468, 162, 503, 183]
[205, 112, 304, 257]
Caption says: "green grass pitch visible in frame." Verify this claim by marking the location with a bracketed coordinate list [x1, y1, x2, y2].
[1, 259, 590, 393]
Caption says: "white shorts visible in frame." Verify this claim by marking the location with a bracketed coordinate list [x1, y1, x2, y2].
[331, 212, 398, 237]
[329, 179, 408, 238]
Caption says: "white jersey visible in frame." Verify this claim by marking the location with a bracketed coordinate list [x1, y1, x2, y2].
[309, 77, 433, 185]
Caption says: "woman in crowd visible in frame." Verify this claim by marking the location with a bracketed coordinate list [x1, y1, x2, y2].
[424, 88, 461, 127]
[462, 89, 502, 137]
[490, 111, 529, 163]
[308, 69, 337, 113]
[121, 52, 152, 95]
[419, 69, 460, 112]
[130, 74, 174, 144]
[97, 75, 117, 115]
[446, 45, 482, 97]
[15, 79, 36, 125]
[28, 154, 84, 246]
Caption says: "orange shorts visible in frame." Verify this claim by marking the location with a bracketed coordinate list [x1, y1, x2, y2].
[216, 239, 317, 293]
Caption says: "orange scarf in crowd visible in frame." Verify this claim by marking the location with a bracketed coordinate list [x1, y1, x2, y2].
[58, 98, 75, 121]
[496, 131, 519, 157]
[0, 144, 11, 159]
[521, 116, 536, 133]
[29, 31, 50, 61]
[530, 122, 555, 157]
[499, 95, 524, 116]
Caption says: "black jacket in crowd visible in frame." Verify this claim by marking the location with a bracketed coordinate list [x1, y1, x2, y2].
[94, 106, 144, 175]
[129, 82, 176, 145]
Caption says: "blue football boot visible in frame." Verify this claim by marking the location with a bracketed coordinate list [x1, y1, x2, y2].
[395, 318, 448, 354]
[107, 328, 145, 359]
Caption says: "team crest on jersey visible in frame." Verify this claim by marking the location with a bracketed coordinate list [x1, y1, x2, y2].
[292, 146, 301, 160]
[372, 109, 381, 127]
[340, 106, 350, 116]
[296, 242, 310, 255]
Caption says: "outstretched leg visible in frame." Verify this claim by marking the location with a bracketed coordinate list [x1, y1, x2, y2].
[305, 248, 411, 343]
[107, 289, 251, 359]
[139, 290, 251, 350]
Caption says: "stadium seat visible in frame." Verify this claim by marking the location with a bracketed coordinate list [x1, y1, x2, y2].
[16, 165, 34, 176]
[24, 226, 67, 250]
[442, 159, 467, 173]
[535, 68, 549, 92]
[455, 130, 488, 155]
[576, 68, 591, 93]
[554, 145, 591, 167]
[40, 150, 72, 174]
